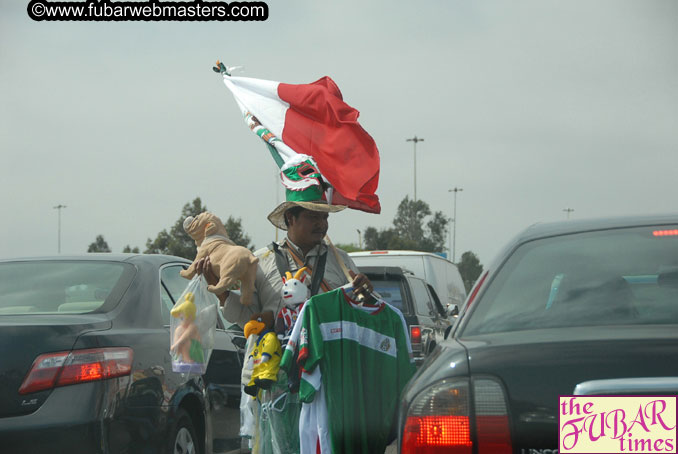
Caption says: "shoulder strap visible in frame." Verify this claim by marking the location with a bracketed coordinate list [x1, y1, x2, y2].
[308, 251, 327, 296]
[270, 241, 330, 296]
[270, 242, 291, 278]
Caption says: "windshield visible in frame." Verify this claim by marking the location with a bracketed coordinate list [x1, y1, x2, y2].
[370, 278, 409, 314]
[0, 261, 130, 315]
[462, 225, 678, 335]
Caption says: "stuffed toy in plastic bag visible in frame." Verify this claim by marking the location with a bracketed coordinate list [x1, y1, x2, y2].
[170, 275, 218, 374]
[240, 333, 257, 443]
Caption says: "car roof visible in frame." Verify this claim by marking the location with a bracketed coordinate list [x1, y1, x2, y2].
[0, 253, 190, 265]
[359, 265, 412, 276]
[349, 250, 449, 259]
[514, 213, 678, 244]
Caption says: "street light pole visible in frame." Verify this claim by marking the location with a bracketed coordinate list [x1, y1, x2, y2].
[53, 204, 67, 254]
[448, 187, 463, 262]
[357, 229, 363, 250]
[563, 208, 574, 219]
[406, 136, 424, 201]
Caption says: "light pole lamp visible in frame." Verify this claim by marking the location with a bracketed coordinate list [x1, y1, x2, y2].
[563, 208, 574, 219]
[53, 204, 67, 254]
[406, 136, 424, 201]
[448, 187, 463, 262]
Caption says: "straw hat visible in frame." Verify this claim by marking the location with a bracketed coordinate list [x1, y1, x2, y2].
[267, 185, 345, 230]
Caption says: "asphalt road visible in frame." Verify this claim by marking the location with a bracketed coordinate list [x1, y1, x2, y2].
[214, 398, 398, 454]
[219, 442, 397, 454]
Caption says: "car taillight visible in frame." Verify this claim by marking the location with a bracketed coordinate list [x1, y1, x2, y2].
[402, 377, 512, 454]
[402, 379, 472, 454]
[474, 378, 512, 454]
[19, 347, 133, 395]
[653, 229, 678, 237]
[369, 251, 389, 254]
[410, 325, 422, 345]
[465, 270, 488, 309]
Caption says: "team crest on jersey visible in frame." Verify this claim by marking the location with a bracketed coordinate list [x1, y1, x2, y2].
[379, 339, 391, 352]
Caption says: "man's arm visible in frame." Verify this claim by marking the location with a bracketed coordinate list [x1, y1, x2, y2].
[331, 246, 373, 297]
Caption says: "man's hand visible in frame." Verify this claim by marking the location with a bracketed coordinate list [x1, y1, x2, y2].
[195, 257, 229, 305]
[349, 270, 374, 299]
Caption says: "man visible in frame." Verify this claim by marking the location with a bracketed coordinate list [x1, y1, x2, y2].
[198, 196, 373, 328]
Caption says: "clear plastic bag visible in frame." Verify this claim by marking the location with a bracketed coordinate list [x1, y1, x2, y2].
[169, 275, 218, 375]
[240, 334, 258, 440]
[260, 370, 301, 454]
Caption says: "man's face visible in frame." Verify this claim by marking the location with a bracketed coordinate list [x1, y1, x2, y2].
[287, 209, 329, 250]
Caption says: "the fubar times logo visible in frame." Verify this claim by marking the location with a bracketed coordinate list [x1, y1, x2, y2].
[559, 396, 677, 453]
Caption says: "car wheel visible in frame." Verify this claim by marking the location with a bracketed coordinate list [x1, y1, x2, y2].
[169, 408, 200, 454]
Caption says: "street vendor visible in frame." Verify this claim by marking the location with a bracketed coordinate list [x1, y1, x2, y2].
[196, 187, 374, 328]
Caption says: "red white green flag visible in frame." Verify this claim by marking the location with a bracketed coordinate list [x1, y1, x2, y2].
[215, 62, 381, 214]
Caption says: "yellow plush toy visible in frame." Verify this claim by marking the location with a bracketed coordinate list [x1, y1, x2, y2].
[180, 212, 258, 306]
[243, 311, 281, 396]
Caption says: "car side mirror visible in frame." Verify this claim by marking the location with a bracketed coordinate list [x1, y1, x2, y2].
[447, 304, 459, 318]
[231, 334, 247, 351]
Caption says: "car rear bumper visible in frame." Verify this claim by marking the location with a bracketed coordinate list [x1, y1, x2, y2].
[0, 380, 166, 454]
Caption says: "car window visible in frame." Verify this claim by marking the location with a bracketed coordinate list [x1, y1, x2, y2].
[161, 265, 189, 301]
[0, 261, 130, 315]
[370, 278, 408, 314]
[160, 286, 174, 326]
[463, 225, 678, 335]
[160, 265, 188, 326]
[409, 278, 435, 317]
[160, 265, 226, 329]
[427, 284, 447, 316]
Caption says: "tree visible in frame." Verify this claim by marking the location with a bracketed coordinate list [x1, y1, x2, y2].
[145, 197, 253, 259]
[363, 196, 450, 253]
[122, 245, 140, 253]
[336, 243, 362, 253]
[224, 216, 253, 250]
[363, 226, 397, 250]
[458, 251, 483, 292]
[145, 198, 206, 260]
[87, 235, 111, 253]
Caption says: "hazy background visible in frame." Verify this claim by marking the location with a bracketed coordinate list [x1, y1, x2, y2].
[2, 0, 676, 266]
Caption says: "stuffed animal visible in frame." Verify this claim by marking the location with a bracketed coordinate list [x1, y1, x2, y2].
[275, 267, 310, 341]
[180, 212, 258, 306]
[170, 292, 204, 364]
[243, 311, 281, 396]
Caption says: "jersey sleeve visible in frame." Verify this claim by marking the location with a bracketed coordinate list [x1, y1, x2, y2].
[298, 365, 322, 403]
[279, 303, 307, 371]
[297, 299, 324, 374]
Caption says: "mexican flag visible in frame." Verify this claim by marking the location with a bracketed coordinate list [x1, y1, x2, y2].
[217, 66, 381, 214]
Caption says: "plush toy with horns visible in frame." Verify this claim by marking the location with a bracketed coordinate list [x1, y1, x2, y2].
[275, 267, 310, 342]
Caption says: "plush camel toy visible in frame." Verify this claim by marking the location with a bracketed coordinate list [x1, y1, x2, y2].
[180, 212, 258, 306]
[243, 311, 281, 396]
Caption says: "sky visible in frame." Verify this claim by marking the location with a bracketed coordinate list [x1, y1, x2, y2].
[1, 0, 677, 267]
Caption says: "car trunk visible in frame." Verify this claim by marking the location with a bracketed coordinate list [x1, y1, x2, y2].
[460, 325, 678, 452]
[0, 314, 111, 418]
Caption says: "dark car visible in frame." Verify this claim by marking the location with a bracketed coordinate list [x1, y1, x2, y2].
[359, 266, 454, 365]
[398, 214, 678, 453]
[0, 254, 245, 454]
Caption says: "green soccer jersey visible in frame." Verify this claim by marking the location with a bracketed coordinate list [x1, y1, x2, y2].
[297, 288, 416, 454]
